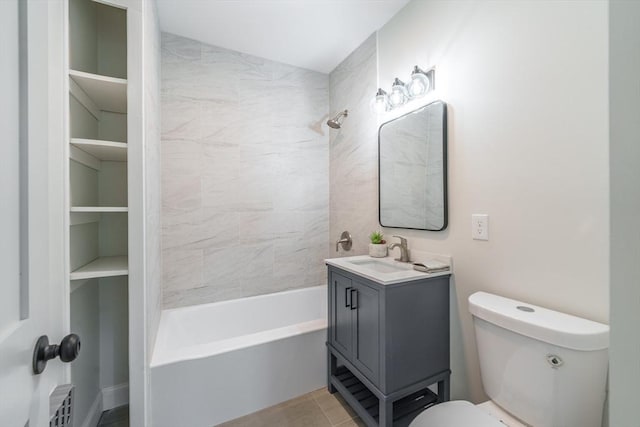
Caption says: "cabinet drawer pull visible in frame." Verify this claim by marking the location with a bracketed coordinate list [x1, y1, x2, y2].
[345, 287, 352, 307]
[350, 289, 358, 310]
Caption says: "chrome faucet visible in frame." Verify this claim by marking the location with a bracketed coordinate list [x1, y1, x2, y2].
[388, 235, 410, 262]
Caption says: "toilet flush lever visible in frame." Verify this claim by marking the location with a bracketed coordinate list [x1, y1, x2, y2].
[546, 354, 563, 368]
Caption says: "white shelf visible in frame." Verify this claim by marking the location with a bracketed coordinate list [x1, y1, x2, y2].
[70, 138, 127, 162]
[69, 69, 127, 115]
[70, 256, 128, 280]
[70, 212, 100, 226]
[70, 206, 128, 213]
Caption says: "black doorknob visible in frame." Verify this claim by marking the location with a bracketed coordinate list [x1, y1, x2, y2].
[33, 334, 81, 375]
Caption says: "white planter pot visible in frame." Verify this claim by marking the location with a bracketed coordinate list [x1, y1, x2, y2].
[369, 243, 387, 258]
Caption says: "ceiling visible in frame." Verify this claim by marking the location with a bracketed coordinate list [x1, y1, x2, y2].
[155, 0, 410, 74]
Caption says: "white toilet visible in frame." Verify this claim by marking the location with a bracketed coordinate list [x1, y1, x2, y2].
[411, 291, 609, 427]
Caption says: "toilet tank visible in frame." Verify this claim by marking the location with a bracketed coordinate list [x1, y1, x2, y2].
[468, 292, 609, 427]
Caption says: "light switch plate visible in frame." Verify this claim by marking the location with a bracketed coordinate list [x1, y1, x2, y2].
[472, 214, 489, 240]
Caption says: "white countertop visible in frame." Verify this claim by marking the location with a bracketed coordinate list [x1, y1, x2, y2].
[325, 254, 451, 285]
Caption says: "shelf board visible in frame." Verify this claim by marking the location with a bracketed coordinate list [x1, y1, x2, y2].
[70, 256, 128, 280]
[70, 207, 128, 213]
[330, 366, 438, 427]
[70, 212, 100, 226]
[69, 69, 127, 114]
[70, 138, 127, 162]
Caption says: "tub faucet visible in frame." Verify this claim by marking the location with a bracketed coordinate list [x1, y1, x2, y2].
[335, 231, 353, 252]
[389, 235, 410, 262]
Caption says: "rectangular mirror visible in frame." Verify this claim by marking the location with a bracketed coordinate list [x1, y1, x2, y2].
[379, 100, 448, 231]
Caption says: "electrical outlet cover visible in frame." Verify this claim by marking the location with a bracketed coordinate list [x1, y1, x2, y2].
[472, 214, 489, 241]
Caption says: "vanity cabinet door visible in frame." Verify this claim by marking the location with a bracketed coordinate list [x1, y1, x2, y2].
[351, 281, 380, 385]
[330, 272, 353, 357]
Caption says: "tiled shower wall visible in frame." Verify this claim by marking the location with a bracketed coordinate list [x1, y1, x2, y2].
[329, 35, 379, 256]
[161, 33, 329, 308]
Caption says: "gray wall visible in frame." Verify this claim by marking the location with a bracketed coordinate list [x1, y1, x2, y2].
[161, 33, 329, 308]
[609, 1, 640, 425]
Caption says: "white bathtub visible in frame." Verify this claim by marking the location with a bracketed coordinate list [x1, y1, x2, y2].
[150, 286, 328, 427]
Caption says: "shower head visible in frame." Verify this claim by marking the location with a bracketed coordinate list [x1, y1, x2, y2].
[327, 110, 348, 129]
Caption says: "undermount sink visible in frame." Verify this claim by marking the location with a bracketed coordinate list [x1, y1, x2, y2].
[325, 255, 450, 285]
[346, 259, 410, 273]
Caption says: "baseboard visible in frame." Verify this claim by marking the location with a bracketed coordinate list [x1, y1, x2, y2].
[79, 392, 103, 427]
[102, 382, 129, 411]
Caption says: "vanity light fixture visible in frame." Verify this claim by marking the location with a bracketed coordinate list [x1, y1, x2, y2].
[389, 78, 409, 107]
[373, 65, 435, 113]
[407, 66, 432, 99]
[371, 88, 390, 113]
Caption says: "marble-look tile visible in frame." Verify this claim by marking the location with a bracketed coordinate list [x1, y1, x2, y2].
[162, 139, 204, 176]
[161, 33, 329, 306]
[329, 35, 379, 259]
[202, 245, 244, 283]
[162, 246, 203, 293]
[162, 207, 240, 251]
[163, 284, 243, 310]
[273, 241, 308, 278]
[202, 44, 273, 82]
[238, 210, 304, 244]
[238, 243, 275, 278]
[161, 32, 201, 63]
[161, 173, 201, 211]
[161, 96, 201, 140]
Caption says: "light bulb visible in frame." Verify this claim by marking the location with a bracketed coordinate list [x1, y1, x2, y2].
[370, 88, 390, 113]
[389, 78, 408, 107]
[407, 66, 431, 99]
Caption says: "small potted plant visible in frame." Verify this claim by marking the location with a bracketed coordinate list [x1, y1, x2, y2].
[369, 231, 388, 258]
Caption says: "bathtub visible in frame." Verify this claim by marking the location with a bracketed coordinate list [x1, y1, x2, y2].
[150, 286, 328, 427]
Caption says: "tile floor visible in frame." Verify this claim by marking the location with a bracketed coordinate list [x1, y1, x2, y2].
[218, 388, 367, 427]
[96, 405, 129, 427]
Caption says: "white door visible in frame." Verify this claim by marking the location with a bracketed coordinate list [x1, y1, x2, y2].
[0, 1, 66, 426]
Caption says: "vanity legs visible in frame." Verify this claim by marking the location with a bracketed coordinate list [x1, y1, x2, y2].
[327, 347, 451, 426]
[328, 351, 338, 394]
[379, 400, 393, 427]
[437, 378, 450, 402]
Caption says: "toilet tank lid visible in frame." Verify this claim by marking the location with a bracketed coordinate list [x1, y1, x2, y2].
[468, 292, 609, 351]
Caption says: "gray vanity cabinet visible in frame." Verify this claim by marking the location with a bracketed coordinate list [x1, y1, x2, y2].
[330, 271, 380, 384]
[327, 265, 451, 426]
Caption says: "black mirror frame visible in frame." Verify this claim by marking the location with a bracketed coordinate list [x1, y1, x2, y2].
[377, 100, 448, 231]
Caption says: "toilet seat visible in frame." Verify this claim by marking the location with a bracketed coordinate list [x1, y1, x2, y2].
[409, 401, 505, 427]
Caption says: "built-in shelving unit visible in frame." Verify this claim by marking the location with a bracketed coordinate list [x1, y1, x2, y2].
[70, 256, 129, 280]
[68, 0, 130, 422]
[70, 206, 129, 213]
[69, 70, 127, 114]
[70, 138, 127, 162]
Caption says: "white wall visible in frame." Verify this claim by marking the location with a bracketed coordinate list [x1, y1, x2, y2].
[70, 282, 101, 426]
[609, 1, 640, 425]
[143, 0, 162, 388]
[125, 0, 162, 425]
[99, 278, 129, 392]
[374, 0, 610, 402]
[161, 33, 329, 309]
